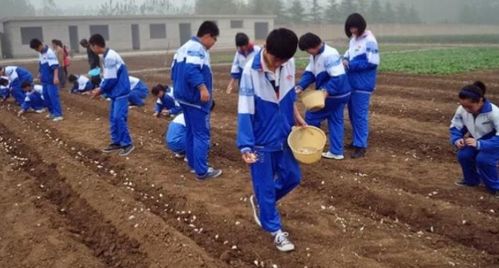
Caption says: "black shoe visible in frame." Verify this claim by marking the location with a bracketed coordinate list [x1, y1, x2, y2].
[119, 144, 135, 157]
[351, 148, 366, 159]
[454, 180, 478, 187]
[102, 143, 122, 153]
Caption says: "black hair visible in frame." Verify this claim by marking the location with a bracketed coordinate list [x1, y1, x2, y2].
[52, 39, 63, 47]
[459, 81, 487, 103]
[88, 34, 106, 48]
[0, 78, 8, 86]
[91, 75, 102, 86]
[68, 74, 78, 83]
[345, 13, 367, 38]
[211, 100, 215, 111]
[265, 28, 298, 61]
[235, 32, 249, 47]
[30, 38, 43, 50]
[79, 39, 88, 47]
[197, 21, 219, 38]
[21, 81, 32, 89]
[298, 32, 322, 51]
[151, 84, 168, 96]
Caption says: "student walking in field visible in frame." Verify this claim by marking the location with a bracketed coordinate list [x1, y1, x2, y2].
[0, 65, 33, 106]
[172, 21, 222, 180]
[296, 33, 351, 160]
[343, 13, 380, 158]
[450, 81, 499, 198]
[226, 32, 261, 94]
[29, 38, 63, 122]
[237, 28, 306, 252]
[88, 34, 134, 157]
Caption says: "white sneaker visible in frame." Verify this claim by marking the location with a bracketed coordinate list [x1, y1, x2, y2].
[274, 231, 295, 252]
[45, 114, 52, 119]
[249, 195, 262, 227]
[35, 108, 46, 114]
[174, 153, 185, 159]
[52, 116, 64, 122]
[321, 151, 344, 160]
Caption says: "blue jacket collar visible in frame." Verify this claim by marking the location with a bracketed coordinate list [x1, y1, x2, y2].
[103, 48, 110, 58]
[480, 99, 493, 114]
[41, 45, 49, 54]
[252, 49, 264, 71]
[318, 43, 325, 54]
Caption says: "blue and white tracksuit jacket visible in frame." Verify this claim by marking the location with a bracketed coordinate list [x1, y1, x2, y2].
[128, 76, 148, 107]
[155, 88, 182, 116]
[299, 44, 351, 155]
[71, 75, 94, 93]
[166, 113, 187, 154]
[237, 50, 301, 233]
[172, 37, 214, 176]
[101, 48, 132, 147]
[0, 76, 10, 100]
[21, 85, 45, 111]
[4, 66, 33, 106]
[39, 46, 63, 117]
[344, 30, 379, 148]
[230, 45, 262, 80]
[450, 100, 499, 191]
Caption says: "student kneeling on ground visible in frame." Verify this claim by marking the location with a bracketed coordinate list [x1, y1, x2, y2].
[128, 76, 149, 107]
[151, 84, 182, 118]
[68, 74, 95, 94]
[450, 81, 499, 198]
[88, 34, 135, 157]
[0, 65, 33, 106]
[237, 28, 307, 252]
[17, 82, 46, 116]
[0, 77, 10, 101]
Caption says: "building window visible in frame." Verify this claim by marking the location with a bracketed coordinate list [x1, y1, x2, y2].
[150, 24, 166, 39]
[89, 25, 110, 40]
[20, 27, 43, 45]
[231, 20, 243, 28]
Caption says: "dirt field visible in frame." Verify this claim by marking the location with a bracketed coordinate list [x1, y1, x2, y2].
[1, 55, 498, 267]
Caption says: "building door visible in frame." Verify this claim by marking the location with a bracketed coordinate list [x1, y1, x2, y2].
[179, 23, 191, 45]
[255, 22, 269, 40]
[131, 24, 140, 50]
[68, 26, 79, 53]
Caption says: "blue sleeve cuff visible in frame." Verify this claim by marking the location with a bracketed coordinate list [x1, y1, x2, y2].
[240, 147, 252, 154]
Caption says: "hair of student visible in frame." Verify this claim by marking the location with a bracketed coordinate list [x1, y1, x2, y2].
[298, 32, 322, 51]
[0, 78, 8, 86]
[68, 74, 78, 83]
[265, 28, 298, 60]
[345, 13, 367, 38]
[79, 39, 88, 46]
[151, 84, 167, 96]
[459, 81, 487, 103]
[21, 81, 32, 89]
[91, 76, 102, 86]
[197, 21, 219, 38]
[88, 34, 106, 48]
[0, 66, 4, 72]
[235, 32, 249, 47]
[52, 39, 63, 47]
[29, 38, 43, 50]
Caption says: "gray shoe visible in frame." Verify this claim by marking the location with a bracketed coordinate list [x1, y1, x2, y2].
[274, 231, 295, 252]
[119, 144, 135, 157]
[196, 167, 222, 181]
[102, 143, 122, 153]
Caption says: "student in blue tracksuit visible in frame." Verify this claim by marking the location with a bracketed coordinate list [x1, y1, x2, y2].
[226, 32, 261, 94]
[17, 82, 46, 116]
[88, 34, 134, 157]
[151, 84, 182, 118]
[0, 65, 33, 106]
[450, 81, 499, 198]
[0, 77, 10, 101]
[29, 39, 64, 122]
[128, 76, 148, 107]
[237, 28, 306, 252]
[297, 33, 351, 160]
[172, 21, 222, 180]
[343, 13, 380, 158]
[68, 74, 95, 94]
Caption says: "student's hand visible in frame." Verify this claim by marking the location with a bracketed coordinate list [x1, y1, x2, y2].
[162, 110, 170, 116]
[17, 110, 24, 117]
[199, 86, 210, 102]
[342, 60, 349, 69]
[321, 89, 328, 98]
[294, 85, 303, 94]
[465, 138, 477, 148]
[153, 112, 159, 118]
[90, 88, 101, 99]
[295, 116, 308, 127]
[54, 77, 60, 85]
[242, 152, 258, 164]
[454, 139, 465, 149]
[226, 80, 235, 94]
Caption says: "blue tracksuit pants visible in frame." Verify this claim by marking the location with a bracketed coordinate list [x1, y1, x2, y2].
[42, 84, 63, 117]
[10, 79, 27, 106]
[348, 90, 372, 148]
[250, 146, 301, 233]
[180, 104, 211, 176]
[457, 146, 499, 192]
[109, 95, 132, 146]
[306, 94, 350, 155]
[128, 83, 148, 107]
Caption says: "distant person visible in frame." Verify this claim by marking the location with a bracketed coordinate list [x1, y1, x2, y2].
[0, 65, 33, 106]
[450, 81, 499, 198]
[88, 34, 134, 157]
[151, 84, 182, 118]
[80, 38, 101, 78]
[237, 28, 306, 252]
[0, 77, 10, 101]
[17, 82, 46, 116]
[68, 74, 94, 94]
[343, 13, 380, 158]
[128, 76, 148, 107]
[226, 32, 261, 94]
[172, 21, 222, 180]
[52, 39, 67, 88]
[29, 38, 63, 122]
[296, 33, 351, 160]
